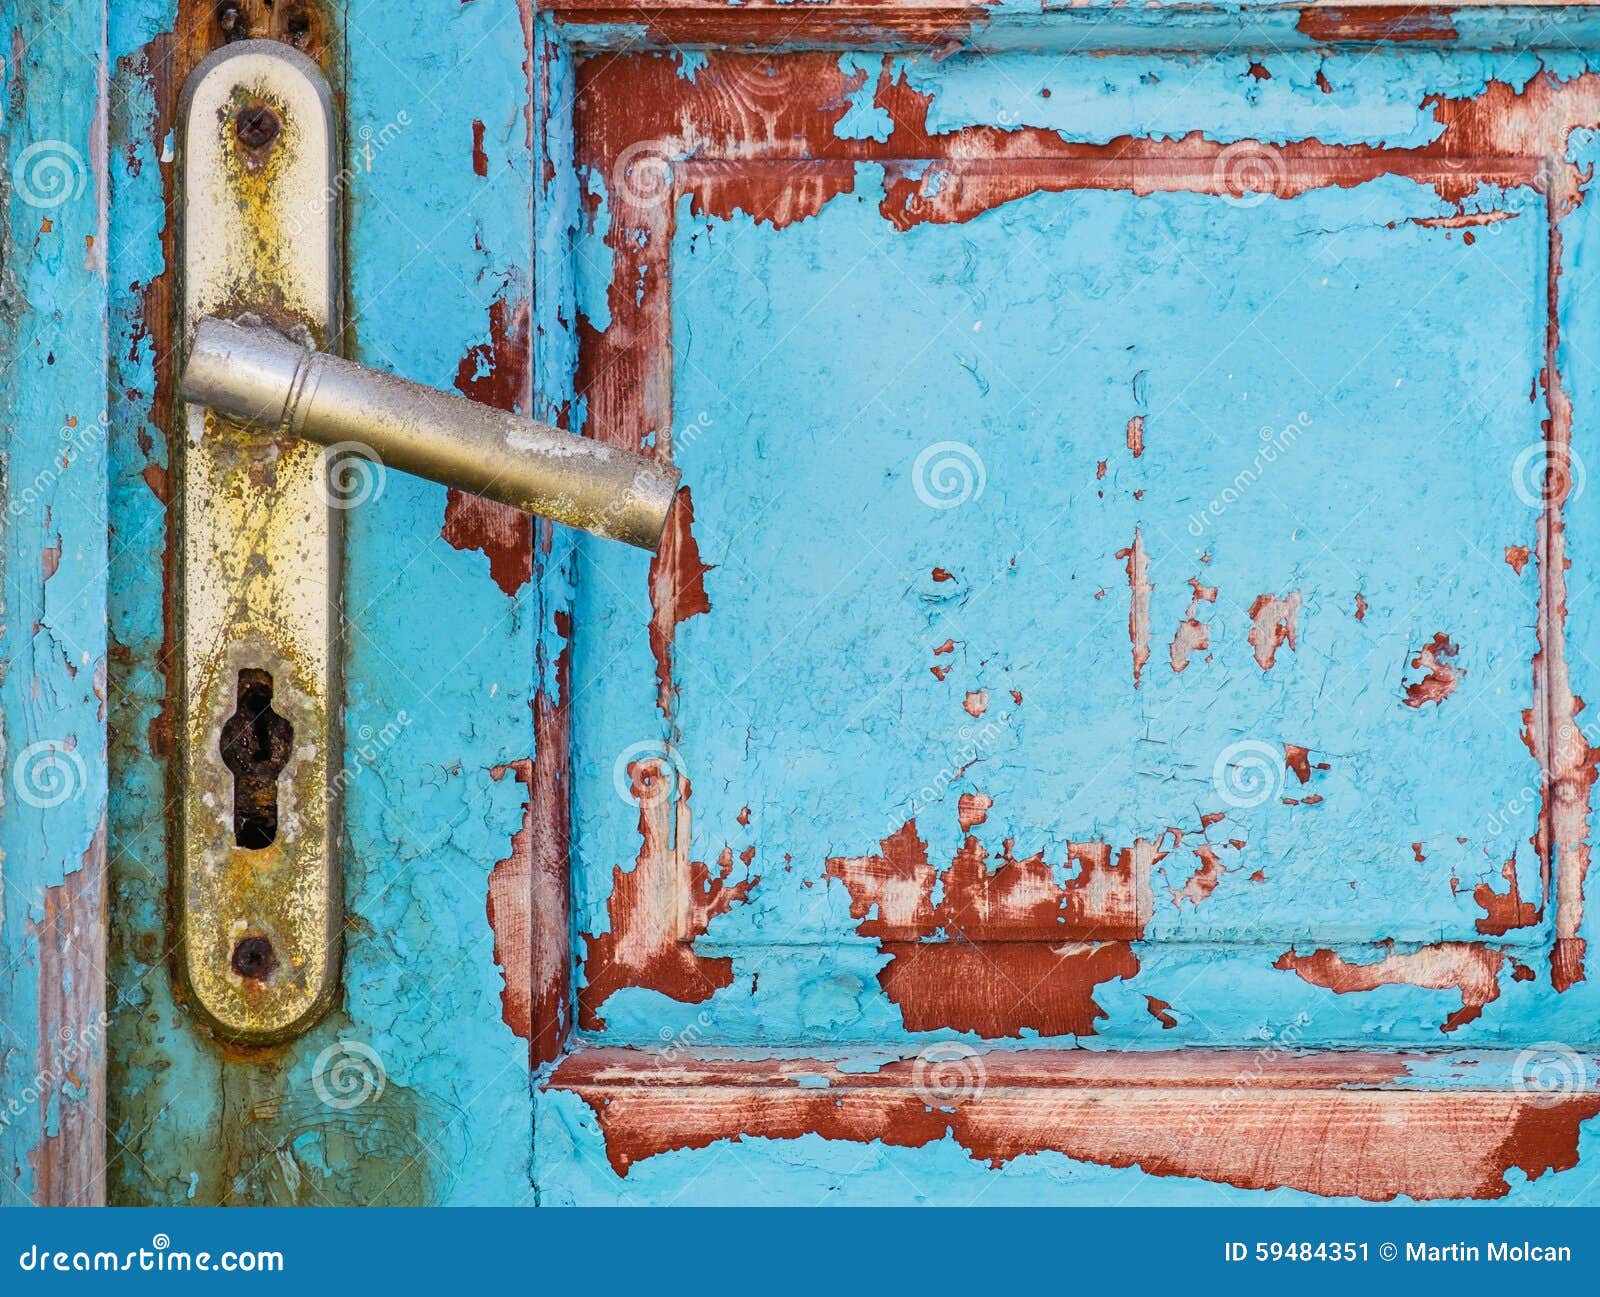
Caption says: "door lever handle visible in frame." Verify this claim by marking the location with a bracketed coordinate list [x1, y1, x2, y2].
[181, 315, 680, 551]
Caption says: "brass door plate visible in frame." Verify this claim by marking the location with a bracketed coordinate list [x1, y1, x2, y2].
[176, 40, 340, 1043]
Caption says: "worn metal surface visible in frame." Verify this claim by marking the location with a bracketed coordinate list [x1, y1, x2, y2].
[182, 317, 680, 549]
[176, 40, 340, 1043]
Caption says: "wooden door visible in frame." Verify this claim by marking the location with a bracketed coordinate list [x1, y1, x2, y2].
[5, 0, 1600, 1207]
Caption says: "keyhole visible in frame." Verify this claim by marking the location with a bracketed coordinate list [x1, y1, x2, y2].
[219, 668, 293, 849]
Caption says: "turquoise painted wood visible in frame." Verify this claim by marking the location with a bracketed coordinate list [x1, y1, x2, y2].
[5, 0, 1600, 1206]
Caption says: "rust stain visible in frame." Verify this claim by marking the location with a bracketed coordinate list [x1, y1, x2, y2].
[1115, 530, 1151, 688]
[647, 487, 713, 719]
[1274, 942, 1506, 1033]
[549, 1047, 1600, 1200]
[1506, 544, 1532, 575]
[1474, 856, 1540, 936]
[1354, 592, 1368, 621]
[529, 599, 575, 1063]
[1169, 576, 1215, 674]
[1402, 632, 1462, 708]
[580, 761, 756, 1030]
[1295, 6, 1459, 43]
[140, 462, 170, 504]
[1247, 592, 1301, 670]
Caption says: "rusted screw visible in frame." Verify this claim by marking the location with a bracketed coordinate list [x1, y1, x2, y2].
[216, 1, 247, 41]
[231, 934, 278, 981]
[234, 104, 281, 150]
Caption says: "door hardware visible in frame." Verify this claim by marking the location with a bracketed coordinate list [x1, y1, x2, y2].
[181, 316, 680, 550]
[175, 41, 678, 1047]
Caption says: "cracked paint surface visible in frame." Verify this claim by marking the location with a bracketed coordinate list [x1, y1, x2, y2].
[543, 21, 1600, 1202]
[38, 0, 1600, 1206]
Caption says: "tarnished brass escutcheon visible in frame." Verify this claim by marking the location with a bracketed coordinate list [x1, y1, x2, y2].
[176, 40, 340, 1043]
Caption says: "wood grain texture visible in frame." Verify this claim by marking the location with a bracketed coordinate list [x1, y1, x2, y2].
[550, 1047, 1600, 1200]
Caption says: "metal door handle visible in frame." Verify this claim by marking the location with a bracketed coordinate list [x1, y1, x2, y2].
[181, 315, 680, 551]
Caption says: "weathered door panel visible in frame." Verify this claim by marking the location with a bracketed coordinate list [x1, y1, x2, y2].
[537, 21, 1600, 1203]
[564, 49, 1577, 1049]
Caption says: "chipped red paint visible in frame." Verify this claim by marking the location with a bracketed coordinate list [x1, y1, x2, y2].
[1125, 414, 1145, 457]
[471, 118, 488, 177]
[1247, 592, 1301, 670]
[1170, 846, 1226, 908]
[962, 689, 988, 718]
[580, 762, 757, 1030]
[1506, 544, 1532, 574]
[548, 1047, 1600, 1200]
[488, 760, 536, 1043]
[1402, 632, 1462, 708]
[1169, 576, 1215, 673]
[1295, 6, 1459, 44]
[824, 816, 1152, 1037]
[1275, 942, 1506, 1033]
[647, 488, 712, 719]
[1475, 856, 1540, 936]
[957, 791, 992, 832]
[1145, 996, 1177, 1028]
[444, 294, 534, 596]
[566, 51, 1600, 1133]
[1115, 530, 1151, 687]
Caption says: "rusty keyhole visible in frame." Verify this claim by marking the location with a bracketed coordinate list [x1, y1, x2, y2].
[219, 668, 293, 850]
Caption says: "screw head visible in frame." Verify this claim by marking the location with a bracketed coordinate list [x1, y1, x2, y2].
[231, 934, 278, 981]
[234, 104, 281, 150]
